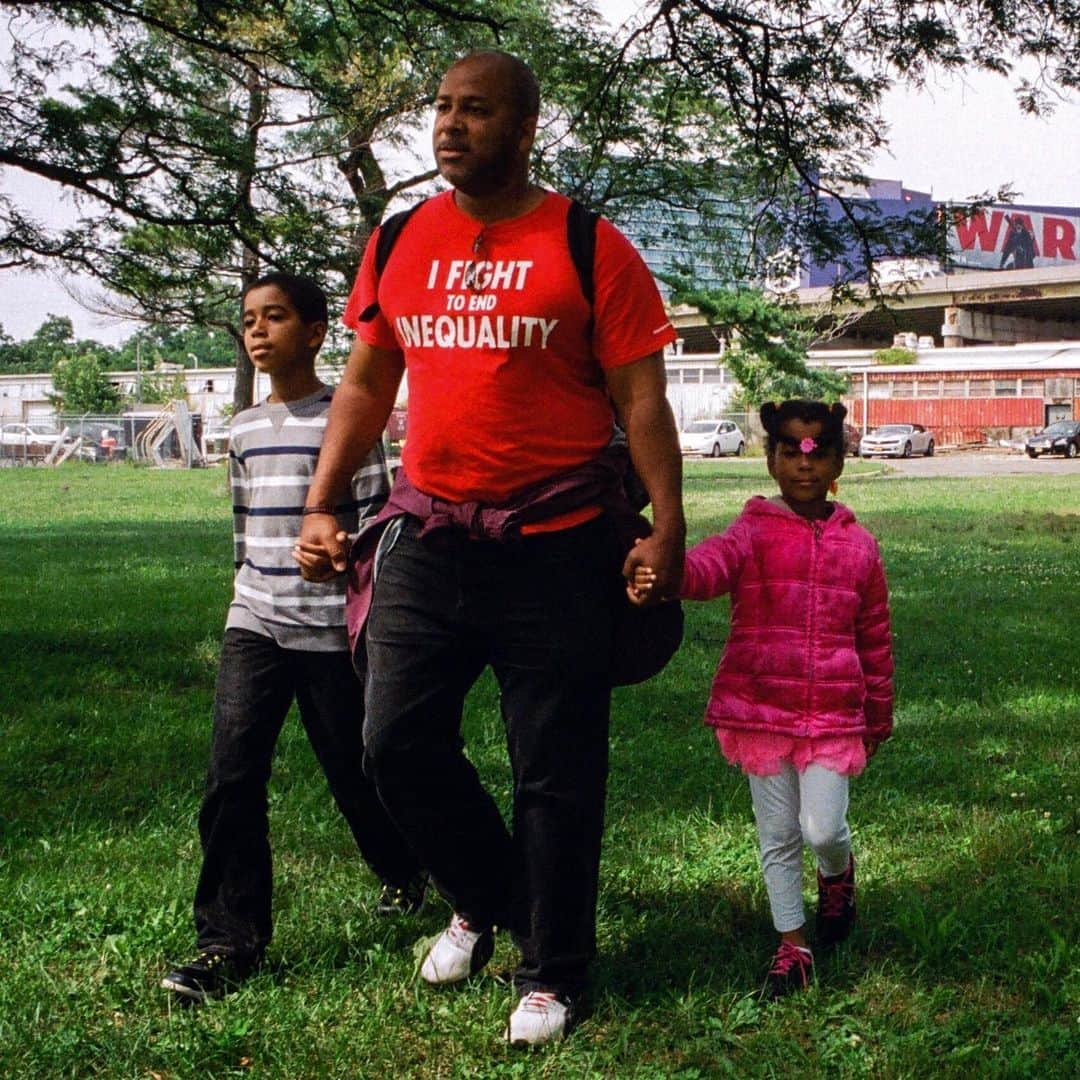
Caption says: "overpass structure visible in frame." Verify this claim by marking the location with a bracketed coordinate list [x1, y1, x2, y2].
[812, 264, 1080, 349]
[669, 265, 1080, 353]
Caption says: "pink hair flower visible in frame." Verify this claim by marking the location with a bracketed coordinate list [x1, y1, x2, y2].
[799, 436, 818, 454]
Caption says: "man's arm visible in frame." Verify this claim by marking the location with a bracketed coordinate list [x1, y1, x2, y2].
[295, 336, 404, 579]
[605, 351, 685, 601]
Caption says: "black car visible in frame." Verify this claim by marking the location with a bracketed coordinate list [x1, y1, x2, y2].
[1025, 420, 1080, 459]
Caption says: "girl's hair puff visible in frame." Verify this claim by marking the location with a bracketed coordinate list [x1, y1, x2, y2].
[242, 272, 328, 326]
[760, 399, 848, 458]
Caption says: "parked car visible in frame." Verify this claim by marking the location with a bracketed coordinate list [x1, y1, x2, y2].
[63, 421, 130, 461]
[0, 422, 64, 449]
[1024, 420, 1080, 459]
[0, 422, 72, 459]
[679, 419, 745, 457]
[859, 423, 935, 458]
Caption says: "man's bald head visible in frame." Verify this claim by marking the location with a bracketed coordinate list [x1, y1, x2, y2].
[447, 50, 540, 123]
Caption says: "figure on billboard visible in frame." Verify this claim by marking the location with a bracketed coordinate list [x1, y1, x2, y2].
[999, 215, 1036, 270]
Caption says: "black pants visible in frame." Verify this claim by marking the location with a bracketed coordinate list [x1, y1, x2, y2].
[194, 628, 421, 958]
[363, 515, 618, 998]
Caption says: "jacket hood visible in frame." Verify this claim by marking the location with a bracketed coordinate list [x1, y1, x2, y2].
[741, 495, 857, 529]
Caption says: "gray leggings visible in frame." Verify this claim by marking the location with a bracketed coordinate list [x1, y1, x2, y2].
[748, 763, 852, 933]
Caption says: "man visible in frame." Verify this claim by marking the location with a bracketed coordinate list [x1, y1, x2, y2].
[1000, 215, 1036, 271]
[297, 49, 684, 1045]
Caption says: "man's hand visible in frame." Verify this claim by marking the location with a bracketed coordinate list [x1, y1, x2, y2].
[294, 514, 348, 581]
[623, 530, 683, 606]
[606, 352, 685, 606]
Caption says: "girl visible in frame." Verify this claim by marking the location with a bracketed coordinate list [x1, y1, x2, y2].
[633, 399, 893, 998]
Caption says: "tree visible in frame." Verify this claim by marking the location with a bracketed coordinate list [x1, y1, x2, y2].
[26, 315, 76, 367]
[113, 323, 233, 372]
[2, 1, 763, 407]
[1, 1, 616, 409]
[134, 367, 189, 406]
[671, 284, 847, 407]
[0, 314, 119, 374]
[0, 324, 30, 373]
[4, 1, 1078, 402]
[627, 1, 1079, 287]
[49, 353, 121, 413]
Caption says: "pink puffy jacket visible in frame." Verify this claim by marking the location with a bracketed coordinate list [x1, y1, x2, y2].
[682, 496, 894, 742]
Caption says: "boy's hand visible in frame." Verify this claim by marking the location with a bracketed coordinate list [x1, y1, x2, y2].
[295, 514, 348, 580]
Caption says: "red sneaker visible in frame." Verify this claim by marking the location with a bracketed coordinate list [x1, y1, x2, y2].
[762, 940, 814, 999]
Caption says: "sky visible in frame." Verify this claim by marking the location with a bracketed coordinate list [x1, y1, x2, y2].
[1, 7, 1078, 346]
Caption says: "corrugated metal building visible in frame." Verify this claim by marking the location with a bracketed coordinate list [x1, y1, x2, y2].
[835, 342, 1080, 442]
[666, 341, 1080, 444]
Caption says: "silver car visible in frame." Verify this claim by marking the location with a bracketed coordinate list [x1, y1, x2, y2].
[859, 423, 935, 458]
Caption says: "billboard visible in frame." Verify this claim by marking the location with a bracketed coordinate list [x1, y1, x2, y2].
[948, 206, 1078, 272]
[803, 186, 1079, 284]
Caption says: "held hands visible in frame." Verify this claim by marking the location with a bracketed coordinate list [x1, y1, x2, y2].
[623, 533, 683, 607]
[294, 512, 349, 581]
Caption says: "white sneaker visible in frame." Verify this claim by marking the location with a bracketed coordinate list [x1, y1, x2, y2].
[504, 991, 570, 1046]
[419, 913, 494, 985]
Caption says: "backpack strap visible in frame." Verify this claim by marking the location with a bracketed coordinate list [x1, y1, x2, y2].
[566, 198, 600, 307]
[355, 201, 426, 323]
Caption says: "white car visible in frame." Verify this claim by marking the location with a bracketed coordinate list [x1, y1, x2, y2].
[680, 419, 745, 457]
[859, 423, 935, 458]
[0, 423, 64, 449]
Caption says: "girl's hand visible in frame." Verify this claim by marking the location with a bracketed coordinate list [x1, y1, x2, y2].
[626, 563, 657, 606]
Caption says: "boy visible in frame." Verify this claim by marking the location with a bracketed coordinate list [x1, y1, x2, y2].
[161, 273, 425, 1004]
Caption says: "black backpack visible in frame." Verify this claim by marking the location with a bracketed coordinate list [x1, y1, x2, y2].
[359, 196, 655, 510]
[355, 197, 600, 324]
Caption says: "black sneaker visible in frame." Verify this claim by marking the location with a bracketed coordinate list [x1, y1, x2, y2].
[762, 941, 814, 1000]
[816, 855, 856, 948]
[160, 949, 257, 1004]
[375, 872, 429, 917]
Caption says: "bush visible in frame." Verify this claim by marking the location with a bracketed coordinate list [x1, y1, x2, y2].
[872, 346, 917, 365]
[134, 369, 189, 406]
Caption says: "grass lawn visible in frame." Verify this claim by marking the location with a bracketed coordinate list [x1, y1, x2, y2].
[0, 460, 1077, 1079]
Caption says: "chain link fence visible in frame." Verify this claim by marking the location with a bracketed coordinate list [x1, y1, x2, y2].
[1, 409, 204, 466]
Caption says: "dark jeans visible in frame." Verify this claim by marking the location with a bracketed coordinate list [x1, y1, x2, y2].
[363, 515, 618, 998]
[194, 628, 421, 958]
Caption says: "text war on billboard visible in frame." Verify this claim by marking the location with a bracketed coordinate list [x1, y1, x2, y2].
[949, 206, 1079, 272]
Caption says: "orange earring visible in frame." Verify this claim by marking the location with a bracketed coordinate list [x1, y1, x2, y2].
[830, 480, 839, 495]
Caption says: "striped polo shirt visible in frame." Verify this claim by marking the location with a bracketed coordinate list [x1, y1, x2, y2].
[225, 384, 390, 651]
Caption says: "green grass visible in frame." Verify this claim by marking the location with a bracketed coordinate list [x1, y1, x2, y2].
[0, 460, 1077, 1079]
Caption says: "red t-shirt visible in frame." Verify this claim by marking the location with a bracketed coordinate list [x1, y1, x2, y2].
[343, 189, 676, 503]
